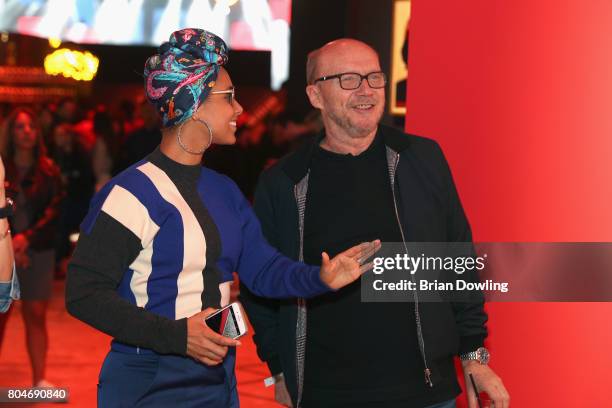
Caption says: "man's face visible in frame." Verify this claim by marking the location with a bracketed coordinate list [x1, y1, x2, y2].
[307, 43, 385, 138]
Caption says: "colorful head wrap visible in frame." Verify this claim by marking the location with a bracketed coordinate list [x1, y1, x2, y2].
[144, 28, 229, 128]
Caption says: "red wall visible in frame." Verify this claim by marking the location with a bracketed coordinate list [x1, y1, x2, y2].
[406, 1, 612, 406]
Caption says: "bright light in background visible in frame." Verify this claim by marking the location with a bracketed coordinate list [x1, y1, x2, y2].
[186, 0, 228, 41]
[44, 48, 99, 81]
[93, 0, 144, 43]
[48, 36, 61, 48]
[153, 0, 182, 45]
[239, 0, 290, 89]
[0, 0, 292, 89]
[215, 0, 240, 6]
[36, 0, 77, 39]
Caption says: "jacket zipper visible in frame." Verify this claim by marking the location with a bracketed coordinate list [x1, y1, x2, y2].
[389, 156, 434, 387]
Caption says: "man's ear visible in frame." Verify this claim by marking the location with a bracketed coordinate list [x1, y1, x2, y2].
[306, 85, 323, 109]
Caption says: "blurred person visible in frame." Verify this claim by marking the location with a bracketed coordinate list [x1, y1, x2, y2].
[65, 28, 380, 407]
[91, 107, 121, 191]
[37, 103, 56, 150]
[0, 107, 63, 387]
[0, 154, 20, 313]
[48, 123, 95, 273]
[241, 39, 510, 408]
[71, 107, 97, 152]
[116, 97, 162, 172]
[259, 110, 318, 170]
[55, 98, 78, 124]
[116, 99, 140, 140]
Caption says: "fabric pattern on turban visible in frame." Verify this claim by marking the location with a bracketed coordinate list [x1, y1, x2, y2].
[144, 28, 229, 128]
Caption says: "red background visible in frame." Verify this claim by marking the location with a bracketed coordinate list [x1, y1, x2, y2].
[406, 1, 612, 406]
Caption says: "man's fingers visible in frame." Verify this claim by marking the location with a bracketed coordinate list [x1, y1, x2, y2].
[465, 384, 478, 408]
[492, 384, 510, 408]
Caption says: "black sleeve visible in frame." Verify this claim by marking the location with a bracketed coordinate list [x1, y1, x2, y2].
[238, 172, 283, 375]
[65, 211, 187, 355]
[435, 142, 488, 354]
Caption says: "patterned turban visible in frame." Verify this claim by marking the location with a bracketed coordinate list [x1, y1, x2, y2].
[144, 28, 229, 128]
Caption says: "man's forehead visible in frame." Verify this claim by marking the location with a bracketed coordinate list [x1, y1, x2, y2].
[317, 42, 380, 73]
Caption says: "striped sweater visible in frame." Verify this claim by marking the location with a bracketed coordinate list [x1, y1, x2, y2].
[66, 148, 329, 355]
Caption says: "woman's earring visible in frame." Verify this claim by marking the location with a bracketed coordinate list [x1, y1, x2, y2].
[176, 118, 213, 155]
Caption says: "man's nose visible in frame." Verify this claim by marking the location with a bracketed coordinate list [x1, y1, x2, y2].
[355, 78, 374, 95]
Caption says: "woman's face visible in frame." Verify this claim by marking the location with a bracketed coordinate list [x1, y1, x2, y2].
[12, 112, 38, 152]
[194, 68, 243, 145]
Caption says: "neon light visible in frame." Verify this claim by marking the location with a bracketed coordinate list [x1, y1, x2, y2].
[44, 49, 99, 81]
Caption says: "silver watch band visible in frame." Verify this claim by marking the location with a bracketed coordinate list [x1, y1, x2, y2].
[460, 351, 479, 361]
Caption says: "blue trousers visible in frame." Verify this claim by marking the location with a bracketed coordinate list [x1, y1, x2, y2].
[97, 349, 238, 407]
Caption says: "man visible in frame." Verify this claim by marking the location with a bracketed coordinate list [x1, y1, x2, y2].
[240, 39, 509, 408]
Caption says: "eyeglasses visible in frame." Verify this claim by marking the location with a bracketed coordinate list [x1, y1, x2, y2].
[313, 71, 387, 90]
[210, 87, 235, 104]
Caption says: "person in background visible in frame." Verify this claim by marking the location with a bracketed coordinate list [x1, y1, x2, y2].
[48, 122, 94, 275]
[0, 107, 63, 387]
[116, 97, 162, 172]
[91, 107, 120, 191]
[259, 110, 319, 170]
[0, 154, 19, 313]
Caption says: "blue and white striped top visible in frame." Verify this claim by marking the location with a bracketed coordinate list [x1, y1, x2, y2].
[66, 148, 329, 355]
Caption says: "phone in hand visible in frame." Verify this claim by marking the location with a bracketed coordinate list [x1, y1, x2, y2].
[204, 302, 248, 339]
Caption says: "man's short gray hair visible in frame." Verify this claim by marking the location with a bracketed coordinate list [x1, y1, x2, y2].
[306, 48, 322, 85]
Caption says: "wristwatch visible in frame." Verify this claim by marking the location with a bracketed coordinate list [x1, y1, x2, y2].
[460, 347, 490, 365]
[0, 197, 14, 219]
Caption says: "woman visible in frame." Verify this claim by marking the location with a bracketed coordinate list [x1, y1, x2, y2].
[0, 107, 63, 386]
[0, 154, 19, 313]
[66, 28, 380, 407]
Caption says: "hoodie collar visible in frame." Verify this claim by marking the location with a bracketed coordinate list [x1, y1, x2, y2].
[281, 124, 412, 184]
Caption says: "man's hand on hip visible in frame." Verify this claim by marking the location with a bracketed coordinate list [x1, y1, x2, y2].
[462, 360, 510, 408]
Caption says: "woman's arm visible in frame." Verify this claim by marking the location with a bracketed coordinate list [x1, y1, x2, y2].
[65, 190, 187, 355]
[230, 179, 379, 298]
[0, 156, 14, 281]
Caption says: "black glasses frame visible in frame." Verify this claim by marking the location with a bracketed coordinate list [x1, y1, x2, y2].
[312, 71, 387, 90]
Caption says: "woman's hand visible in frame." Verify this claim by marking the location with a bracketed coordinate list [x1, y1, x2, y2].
[12, 233, 28, 254]
[320, 240, 381, 290]
[186, 308, 241, 366]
